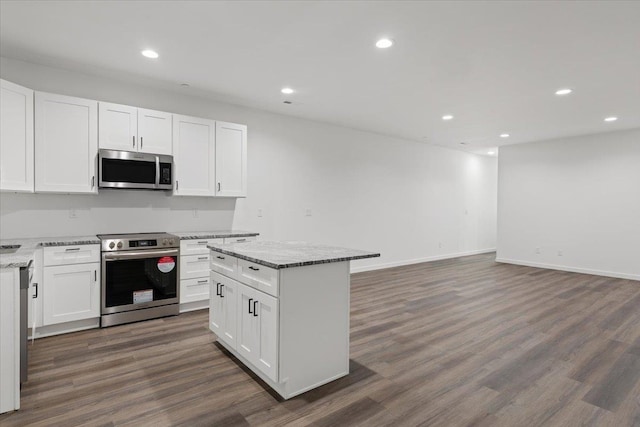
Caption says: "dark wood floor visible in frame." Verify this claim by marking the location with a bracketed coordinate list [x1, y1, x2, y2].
[2, 253, 639, 426]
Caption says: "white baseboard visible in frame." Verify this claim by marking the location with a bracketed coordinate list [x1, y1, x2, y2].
[495, 257, 640, 281]
[350, 248, 496, 274]
[179, 300, 209, 313]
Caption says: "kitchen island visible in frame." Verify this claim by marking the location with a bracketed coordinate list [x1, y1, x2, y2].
[208, 241, 379, 399]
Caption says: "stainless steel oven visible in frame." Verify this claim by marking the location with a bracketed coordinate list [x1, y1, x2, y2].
[98, 233, 180, 327]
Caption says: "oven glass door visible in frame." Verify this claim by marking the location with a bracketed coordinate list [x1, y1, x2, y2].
[103, 251, 178, 313]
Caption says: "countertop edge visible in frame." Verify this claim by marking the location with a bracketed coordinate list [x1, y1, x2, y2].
[208, 246, 380, 269]
[177, 232, 259, 240]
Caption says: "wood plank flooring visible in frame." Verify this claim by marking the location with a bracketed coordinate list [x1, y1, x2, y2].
[2, 253, 639, 426]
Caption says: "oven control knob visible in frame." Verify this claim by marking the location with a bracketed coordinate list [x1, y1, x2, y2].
[117, 241, 123, 249]
[109, 241, 115, 249]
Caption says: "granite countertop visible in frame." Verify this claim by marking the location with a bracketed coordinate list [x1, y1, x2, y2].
[208, 240, 380, 269]
[0, 235, 100, 268]
[171, 230, 259, 240]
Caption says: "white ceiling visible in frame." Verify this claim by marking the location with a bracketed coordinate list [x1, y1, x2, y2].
[1, 1, 639, 153]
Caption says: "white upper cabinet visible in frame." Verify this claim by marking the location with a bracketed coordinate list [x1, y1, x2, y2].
[35, 92, 98, 194]
[98, 103, 172, 155]
[0, 79, 34, 192]
[98, 102, 137, 152]
[138, 108, 172, 155]
[215, 121, 247, 197]
[173, 115, 216, 196]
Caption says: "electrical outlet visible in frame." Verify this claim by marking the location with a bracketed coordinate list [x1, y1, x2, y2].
[438, 242, 443, 249]
[258, 208, 263, 217]
[535, 247, 541, 254]
[305, 208, 312, 217]
[557, 250, 563, 257]
[68, 209, 77, 219]
[192, 209, 198, 218]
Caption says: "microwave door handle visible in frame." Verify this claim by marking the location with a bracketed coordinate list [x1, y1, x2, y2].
[155, 156, 160, 188]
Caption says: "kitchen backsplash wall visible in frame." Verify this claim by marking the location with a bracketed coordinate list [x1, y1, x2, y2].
[0, 190, 235, 238]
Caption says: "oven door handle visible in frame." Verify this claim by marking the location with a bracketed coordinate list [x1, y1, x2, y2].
[103, 248, 179, 261]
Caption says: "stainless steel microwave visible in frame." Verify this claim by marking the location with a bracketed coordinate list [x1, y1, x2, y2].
[98, 149, 173, 190]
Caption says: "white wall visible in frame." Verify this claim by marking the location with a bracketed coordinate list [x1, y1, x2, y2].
[497, 128, 640, 280]
[0, 57, 497, 271]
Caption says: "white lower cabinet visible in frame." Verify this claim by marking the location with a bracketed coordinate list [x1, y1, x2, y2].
[209, 250, 351, 400]
[236, 282, 278, 381]
[43, 262, 100, 325]
[209, 272, 237, 348]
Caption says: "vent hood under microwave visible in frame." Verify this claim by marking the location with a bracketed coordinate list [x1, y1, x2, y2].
[98, 149, 173, 190]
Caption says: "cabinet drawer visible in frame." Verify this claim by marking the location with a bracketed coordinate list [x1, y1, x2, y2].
[237, 259, 279, 297]
[223, 236, 256, 244]
[180, 238, 223, 256]
[210, 252, 237, 278]
[180, 254, 211, 280]
[180, 277, 210, 304]
[43, 244, 100, 266]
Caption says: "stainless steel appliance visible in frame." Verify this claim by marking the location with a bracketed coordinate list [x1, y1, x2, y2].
[98, 233, 180, 327]
[98, 149, 173, 190]
[19, 260, 32, 385]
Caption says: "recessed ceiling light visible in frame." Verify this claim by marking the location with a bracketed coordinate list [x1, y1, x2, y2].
[500, 133, 510, 138]
[141, 49, 159, 59]
[555, 88, 572, 95]
[281, 87, 294, 95]
[604, 116, 618, 122]
[442, 115, 454, 121]
[488, 151, 495, 155]
[375, 38, 394, 49]
[180, 83, 190, 88]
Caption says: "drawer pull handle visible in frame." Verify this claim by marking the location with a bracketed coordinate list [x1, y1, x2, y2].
[33, 283, 38, 299]
[197, 279, 208, 284]
[253, 300, 258, 317]
[197, 241, 207, 244]
[197, 256, 208, 260]
[65, 247, 81, 252]
[217, 256, 225, 260]
[220, 284, 224, 298]
[215, 283, 221, 296]
[236, 239, 246, 242]
[248, 266, 260, 271]
[248, 298, 253, 314]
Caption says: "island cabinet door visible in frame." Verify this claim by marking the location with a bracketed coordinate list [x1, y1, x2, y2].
[236, 282, 278, 382]
[209, 271, 237, 349]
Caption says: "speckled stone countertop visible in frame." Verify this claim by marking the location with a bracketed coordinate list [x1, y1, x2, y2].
[171, 230, 259, 240]
[208, 241, 380, 269]
[0, 235, 100, 268]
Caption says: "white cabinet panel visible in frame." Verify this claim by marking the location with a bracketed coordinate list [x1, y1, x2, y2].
[0, 268, 20, 413]
[0, 79, 34, 192]
[138, 108, 172, 155]
[43, 244, 100, 267]
[209, 271, 237, 348]
[180, 254, 211, 280]
[35, 92, 98, 194]
[210, 252, 237, 278]
[173, 115, 215, 196]
[98, 102, 137, 151]
[237, 259, 279, 297]
[223, 236, 256, 244]
[236, 282, 278, 382]
[215, 121, 247, 197]
[180, 238, 222, 256]
[180, 277, 210, 304]
[43, 262, 100, 325]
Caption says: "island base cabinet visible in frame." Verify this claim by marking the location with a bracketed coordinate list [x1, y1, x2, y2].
[43, 262, 100, 325]
[210, 256, 351, 399]
[236, 283, 278, 382]
[209, 272, 237, 348]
